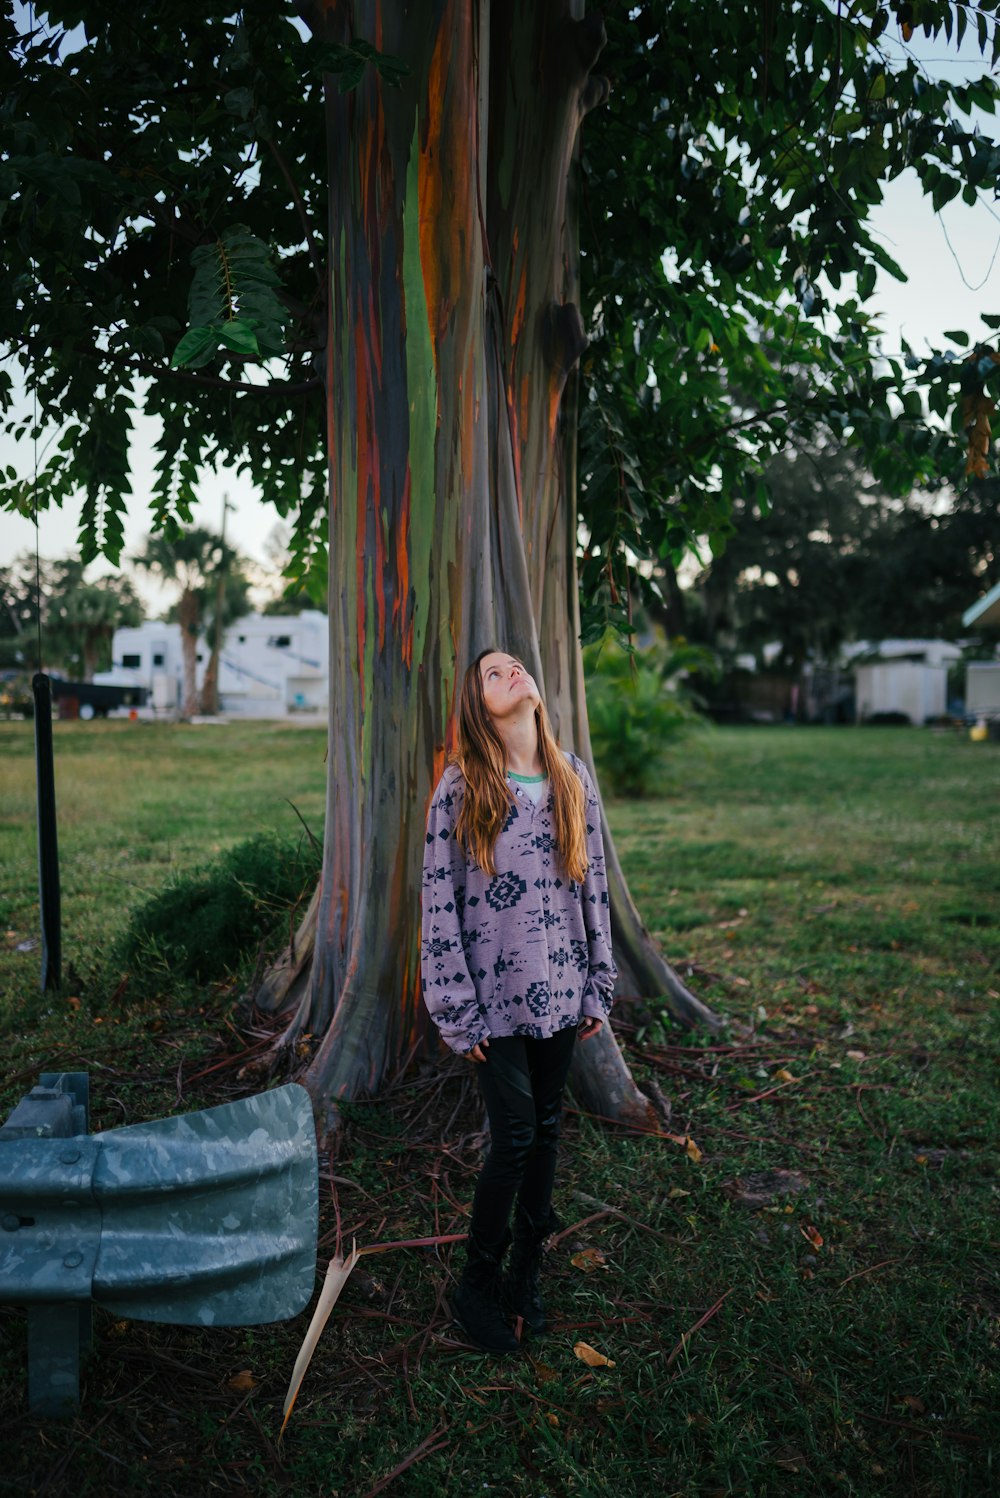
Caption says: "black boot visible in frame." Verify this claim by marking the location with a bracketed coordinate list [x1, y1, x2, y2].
[503, 1205, 559, 1336]
[451, 1232, 520, 1353]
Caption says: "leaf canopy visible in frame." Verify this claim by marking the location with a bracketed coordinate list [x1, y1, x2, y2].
[2, 0, 999, 633]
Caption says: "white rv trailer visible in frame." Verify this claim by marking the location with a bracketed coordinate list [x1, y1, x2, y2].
[94, 611, 329, 718]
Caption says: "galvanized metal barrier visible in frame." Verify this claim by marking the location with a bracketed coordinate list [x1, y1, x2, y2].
[0, 1074, 318, 1417]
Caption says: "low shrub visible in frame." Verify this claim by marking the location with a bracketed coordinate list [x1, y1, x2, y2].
[116, 832, 321, 986]
[583, 637, 717, 797]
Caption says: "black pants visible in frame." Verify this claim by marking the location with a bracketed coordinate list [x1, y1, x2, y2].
[469, 1026, 577, 1253]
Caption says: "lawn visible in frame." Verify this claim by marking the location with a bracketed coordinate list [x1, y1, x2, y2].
[1, 720, 998, 1497]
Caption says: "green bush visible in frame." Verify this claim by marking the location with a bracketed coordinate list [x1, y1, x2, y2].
[116, 832, 321, 986]
[583, 637, 716, 797]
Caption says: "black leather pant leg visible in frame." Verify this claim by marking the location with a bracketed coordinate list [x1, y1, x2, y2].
[517, 1026, 577, 1222]
[469, 1027, 577, 1252]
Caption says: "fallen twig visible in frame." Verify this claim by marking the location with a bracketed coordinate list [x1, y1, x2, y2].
[665, 1289, 733, 1368]
[359, 1423, 451, 1497]
[837, 1256, 906, 1289]
[726, 1074, 814, 1110]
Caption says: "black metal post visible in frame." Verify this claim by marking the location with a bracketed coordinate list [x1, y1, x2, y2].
[32, 672, 61, 991]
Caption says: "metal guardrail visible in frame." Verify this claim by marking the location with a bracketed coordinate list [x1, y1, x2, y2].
[1, 1074, 318, 1416]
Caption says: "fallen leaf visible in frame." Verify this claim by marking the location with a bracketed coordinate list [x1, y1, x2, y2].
[774, 1069, 798, 1083]
[846, 1050, 867, 1062]
[574, 1341, 616, 1369]
[545, 1412, 559, 1427]
[529, 1357, 559, 1384]
[898, 1394, 926, 1415]
[800, 1224, 824, 1250]
[915, 1154, 928, 1165]
[669, 1186, 691, 1199]
[773, 1447, 808, 1471]
[228, 1370, 256, 1392]
[802, 1003, 820, 1016]
[571, 1247, 607, 1273]
[66, 995, 81, 1010]
[721, 1169, 809, 1210]
[686, 1411, 711, 1429]
[685, 1136, 703, 1164]
[281, 1243, 361, 1437]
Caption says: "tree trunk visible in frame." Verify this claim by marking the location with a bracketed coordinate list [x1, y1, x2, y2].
[265, 0, 717, 1131]
[199, 648, 219, 716]
[178, 587, 200, 719]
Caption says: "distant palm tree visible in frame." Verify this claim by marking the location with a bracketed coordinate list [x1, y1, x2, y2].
[199, 566, 253, 715]
[135, 528, 246, 718]
[25, 556, 143, 681]
[60, 577, 143, 682]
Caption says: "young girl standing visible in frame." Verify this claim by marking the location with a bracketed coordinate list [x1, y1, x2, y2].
[421, 649, 616, 1351]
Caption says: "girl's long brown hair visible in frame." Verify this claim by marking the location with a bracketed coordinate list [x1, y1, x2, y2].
[453, 648, 588, 883]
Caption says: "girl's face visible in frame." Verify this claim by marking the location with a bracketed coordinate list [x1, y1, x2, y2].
[479, 651, 540, 722]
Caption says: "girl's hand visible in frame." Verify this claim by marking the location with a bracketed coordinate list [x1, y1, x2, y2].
[578, 1017, 604, 1042]
[464, 1040, 490, 1063]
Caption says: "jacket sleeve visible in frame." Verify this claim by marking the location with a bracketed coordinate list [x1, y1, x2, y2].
[420, 773, 490, 1055]
[575, 760, 618, 1021]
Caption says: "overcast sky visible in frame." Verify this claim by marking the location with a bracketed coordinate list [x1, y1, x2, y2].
[3, 19, 999, 610]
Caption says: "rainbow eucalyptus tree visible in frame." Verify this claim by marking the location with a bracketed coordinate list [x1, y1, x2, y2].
[4, 0, 1000, 1127]
[254, 0, 714, 1123]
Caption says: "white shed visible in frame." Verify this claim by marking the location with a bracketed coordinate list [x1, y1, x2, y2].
[961, 583, 1000, 721]
[854, 660, 948, 724]
[965, 661, 1000, 717]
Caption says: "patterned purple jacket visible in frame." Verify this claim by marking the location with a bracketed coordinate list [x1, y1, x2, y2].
[420, 753, 617, 1054]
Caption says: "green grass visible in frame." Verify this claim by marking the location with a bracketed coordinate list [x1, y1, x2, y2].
[1, 722, 998, 1497]
[0, 719, 326, 1024]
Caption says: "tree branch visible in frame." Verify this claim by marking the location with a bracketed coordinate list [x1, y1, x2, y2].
[264, 138, 326, 291]
[72, 343, 323, 397]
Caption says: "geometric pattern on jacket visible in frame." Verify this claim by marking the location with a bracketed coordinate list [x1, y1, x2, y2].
[420, 752, 617, 1054]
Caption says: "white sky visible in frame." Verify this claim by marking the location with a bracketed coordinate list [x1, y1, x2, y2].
[3, 21, 999, 611]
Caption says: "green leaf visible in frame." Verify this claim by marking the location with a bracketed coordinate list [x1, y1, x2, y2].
[857, 262, 877, 301]
[218, 319, 261, 356]
[223, 87, 254, 121]
[943, 329, 970, 347]
[171, 325, 222, 369]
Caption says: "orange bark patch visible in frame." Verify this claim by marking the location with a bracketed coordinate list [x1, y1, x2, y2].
[547, 373, 562, 449]
[419, 0, 474, 353]
[509, 260, 528, 351]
